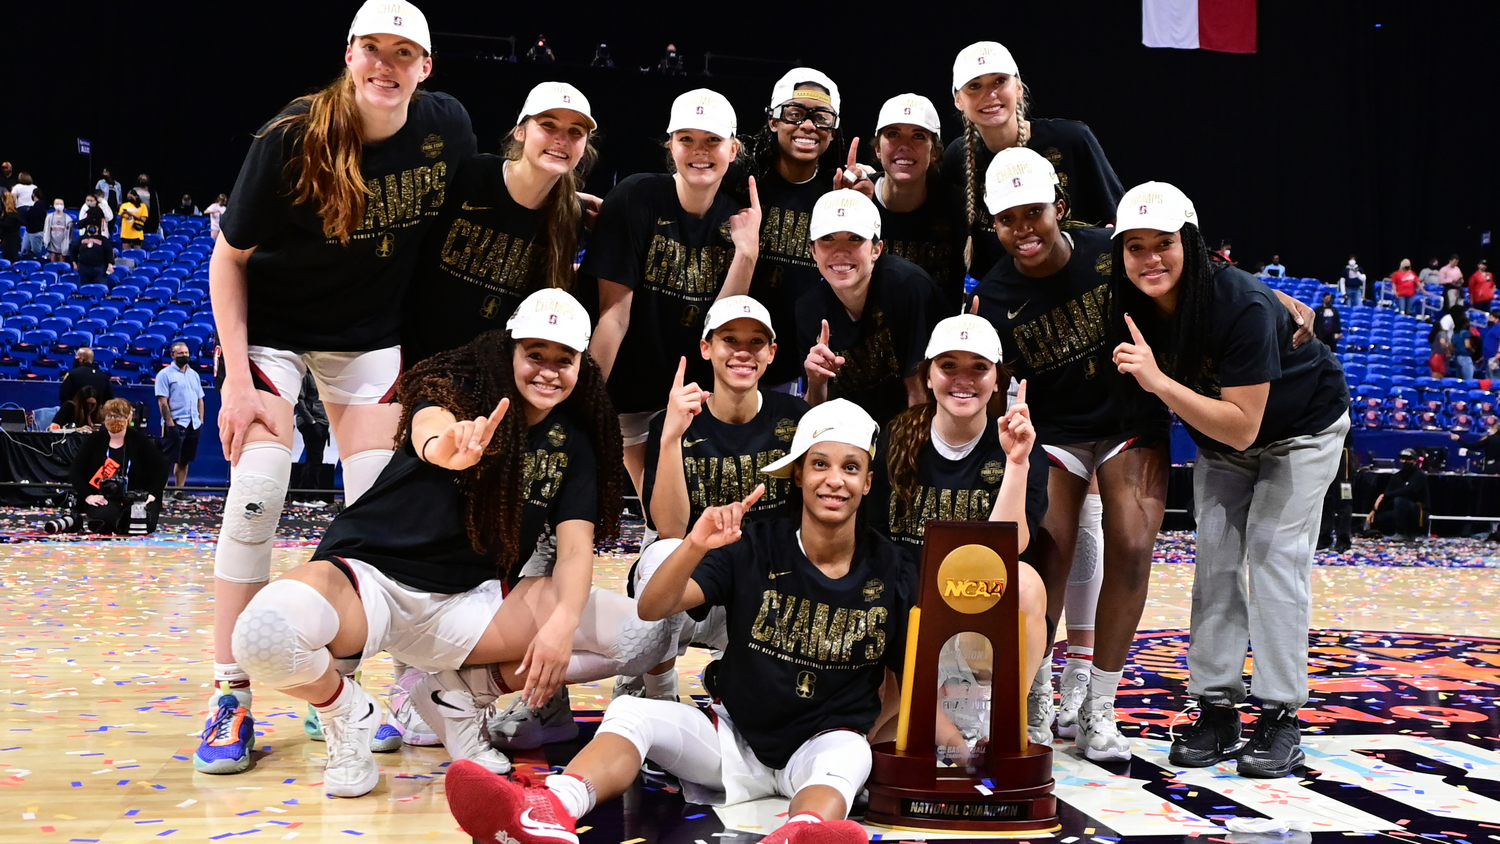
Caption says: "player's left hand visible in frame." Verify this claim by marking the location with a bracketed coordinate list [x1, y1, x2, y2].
[1113, 314, 1169, 394]
[518, 615, 575, 709]
[998, 379, 1035, 463]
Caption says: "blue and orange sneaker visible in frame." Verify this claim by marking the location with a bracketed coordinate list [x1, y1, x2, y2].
[194, 682, 255, 774]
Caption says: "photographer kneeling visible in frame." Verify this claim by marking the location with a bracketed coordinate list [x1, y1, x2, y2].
[53, 399, 168, 534]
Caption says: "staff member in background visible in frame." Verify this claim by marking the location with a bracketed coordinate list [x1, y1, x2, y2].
[946, 41, 1123, 279]
[64, 399, 168, 535]
[60, 347, 114, 408]
[1365, 448, 1429, 539]
[156, 341, 205, 501]
[1110, 181, 1350, 779]
[293, 370, 332, 509]
[1262, 255, 1287, 278]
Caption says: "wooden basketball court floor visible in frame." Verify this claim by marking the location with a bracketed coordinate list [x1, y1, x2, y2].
[2, 534, 1499, 844]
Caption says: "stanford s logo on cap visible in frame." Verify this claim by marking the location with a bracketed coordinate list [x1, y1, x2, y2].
[696, 106, 704, 114]
[1012, 177, 1022, 188]
[903, 107, 912, 114]
[393, 15, 403, 25]
[977, 56, 986, 65]
[742, 305, 752, 312]
[1140, 205, 1148, 214]
[563, 95, 571, 103]
[837, 208, 846, 217]
[960, 331, 969, 340]
[548, 314, 558, 325]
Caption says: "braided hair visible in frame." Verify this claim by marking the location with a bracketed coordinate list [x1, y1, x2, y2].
[395, 330, 624, 578]
[959, 77, 1033, 232]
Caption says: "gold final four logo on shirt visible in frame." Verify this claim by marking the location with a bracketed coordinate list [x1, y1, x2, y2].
[546, 424, 567, 448]
[935, 544, 1007, 614]
[863, 578, 884, 602]
[980, 460, 1004, 485]
[422, 134, 445, 159]
[775, 418, 797, 442]
[1094, 252, 1113, 276]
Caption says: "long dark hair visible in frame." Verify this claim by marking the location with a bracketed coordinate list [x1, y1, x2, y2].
[394, 330, 624, 576]
[1108, 222, 1221, 397]
[884, 358, 1010, 521]
[502, 121, 599, 291]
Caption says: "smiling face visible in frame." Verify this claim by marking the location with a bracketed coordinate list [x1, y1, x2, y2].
[515, 109, 590, 178]
[953, 72, 1023, 129]
[812, 232, 882, 292]
[512, 338, 579, 419]
[1121, 228, 1186, 312]
[345, 33, 431, 112]
[771, 93, 834, 164]
[928, 351, 998, 422]
[701, 318, 775, 391]
[793, 445, 872, 528]
[994, 201, 1065, 272]
[876, 124, 935, 185]
[670, 129, 737, 190]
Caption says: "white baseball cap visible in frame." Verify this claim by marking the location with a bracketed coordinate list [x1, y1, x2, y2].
[347, 0, 431, 54]
[952, 41, 1020, 91]
[875, 93, 941, 136]
[809, 190, 882, 241]
[984, 147, 1059, 215]
[702, 295, 775, 341]
[760, 399, 879, 478]
[925, 315, 1004, 363]
[667, 88, 737, 139]
[517, 82, 596, 131]
[768, 67, 841, 114]
[507, 288, 592, 352]
[1112, 181, 1199, 238]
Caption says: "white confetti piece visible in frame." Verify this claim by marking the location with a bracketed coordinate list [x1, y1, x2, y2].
[175, 799, 197, 807]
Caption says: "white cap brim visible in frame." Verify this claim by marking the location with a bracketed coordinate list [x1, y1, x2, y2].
[510, 323, 589, 353]
[1111, 213, 1190, 238]
[984, 181, 1057, 216]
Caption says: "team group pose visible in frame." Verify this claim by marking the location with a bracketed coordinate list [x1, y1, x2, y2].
[202, 0, 1347, 838]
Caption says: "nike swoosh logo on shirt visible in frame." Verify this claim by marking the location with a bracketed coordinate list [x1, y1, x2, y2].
[768, 570, 793, 579]
[520, 808, 579, 844]
[461, 202, 494, 211]
[1008, 301, 1030, 319]
[683, 438, 707, 447]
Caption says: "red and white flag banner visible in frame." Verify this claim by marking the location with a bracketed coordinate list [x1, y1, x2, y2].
[1142, 0, 1257, 53]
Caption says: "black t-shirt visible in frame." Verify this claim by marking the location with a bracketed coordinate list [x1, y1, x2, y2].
[71, 235, 113, 268]
[315, 408, 597, 594]
[942, 118, 1124, 279]
[220, 92, 476, 352]
[403, 154, 559, 365]
[689, 518, 916, 769]
[642, 390, 809, 531]
[1140, 265, 1350, 453]
[870, 424, 1046, 565]
[973, 227, 1153, 444]
[748, 169, 830, 386]
[875, 180, 969, 313]
[579, 174, 744, 414]
[794, 254, 937, 429]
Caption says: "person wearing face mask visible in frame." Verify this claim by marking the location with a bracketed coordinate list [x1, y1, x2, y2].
[80, 191, 113, 235]
[1365, 449, 1429, 539]
[155, 342, 205, 501]
[119, 189, 148, 250]
[60, 399, 168, 535]
[45, 198, 73, 262]
[71, 225, 114, 285]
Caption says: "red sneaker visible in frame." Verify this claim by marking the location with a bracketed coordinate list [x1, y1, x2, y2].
[446, 761, 579, 844]
[759, 819, 868, 844]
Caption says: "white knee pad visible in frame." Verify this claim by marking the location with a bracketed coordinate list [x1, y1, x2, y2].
[214, 441, 292, 584]
[1065, 493, 1103, 631]
[341, 448, 394, 505]
[577, 587, 678, 678]
[633, 538, 682, 594]
[232, 579, 339, 689]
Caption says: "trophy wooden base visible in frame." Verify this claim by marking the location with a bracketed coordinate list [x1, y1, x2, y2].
[865, 741, 1059, 834]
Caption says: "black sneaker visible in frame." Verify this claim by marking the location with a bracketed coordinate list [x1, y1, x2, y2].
[1168, 699, 1243, 767]
[1236, 702, 1305, 778]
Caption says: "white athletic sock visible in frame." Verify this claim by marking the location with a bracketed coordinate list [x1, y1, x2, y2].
[1064, 646, 1094, 688]
[642, 668, 679, 700]
[313, 676, 355, 716]
[786, 813, 824, 825]
[341, 448, 394, 505]
[546, 773, 595, 820]
[1032, 653, 1052, 691]
[1089, 666, 1124, 700]
[212, 662, 252, 707]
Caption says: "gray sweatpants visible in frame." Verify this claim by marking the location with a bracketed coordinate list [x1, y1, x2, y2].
[1187, 415, 1351, 706]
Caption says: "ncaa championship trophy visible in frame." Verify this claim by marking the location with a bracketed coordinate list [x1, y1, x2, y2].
[867, 520, 1058, 833]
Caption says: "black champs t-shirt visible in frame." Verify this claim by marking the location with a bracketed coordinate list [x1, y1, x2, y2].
[221, 91, 477, 352]
[875, 179, 969, 312]
[749, 169, 830, 386]
[689, 518, 916, 769]
[579, 173, 744, 414]
[642, 390, 809, 531]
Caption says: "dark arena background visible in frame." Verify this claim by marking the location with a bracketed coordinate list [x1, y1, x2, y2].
[2, 1, 1500, 843]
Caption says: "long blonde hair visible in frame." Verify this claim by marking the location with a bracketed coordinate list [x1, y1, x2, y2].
[961, 77, 1032, 233]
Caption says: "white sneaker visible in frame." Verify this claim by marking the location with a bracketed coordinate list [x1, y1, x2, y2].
[412, 668, 512, 773]
[321, 682, 383, 798]
[1055, 674, 1088, 738]
[1026, 672, 1055, 745]
[1077, 691, 1132, 762]
[489, 686, 579, 750]
[388, 668, 441, 746]
[611, 674, 645, 699]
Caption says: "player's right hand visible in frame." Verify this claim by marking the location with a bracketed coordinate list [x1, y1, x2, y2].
[422, 399, 509, 471]
[662, 357, 710, 441]
[688, 484, 765, 550]
[804, 319, 845, 383]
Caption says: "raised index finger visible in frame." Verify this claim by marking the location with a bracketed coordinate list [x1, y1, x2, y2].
[1124, 313, 1146, 345]
[820, 319, 830, 346]
[748, 176, 760, 213]
[674, 356, 687, 390]
[742, 483, 766, 508]
[1015, 379, 1027, 406]
[847, 137, 860, 169]
[479, 398, 509, 443]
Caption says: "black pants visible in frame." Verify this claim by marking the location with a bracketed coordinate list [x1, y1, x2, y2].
[1319, 481, 1354, 548]
[74, 496, 162, 534]
[1374, 497, 1423, 537]
[295, 425, 332, 501]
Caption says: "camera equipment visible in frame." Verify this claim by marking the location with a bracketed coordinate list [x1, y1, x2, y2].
[44, 515, 79, 535]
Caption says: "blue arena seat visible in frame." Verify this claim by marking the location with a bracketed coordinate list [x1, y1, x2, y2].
[39, 318, 72, 337]
[10, 260, 42, 275]
[33, 292, 64, 309]
[18, 305, 50, 321]
[60, 330, 93, 349]
[77, 283, 108, 301]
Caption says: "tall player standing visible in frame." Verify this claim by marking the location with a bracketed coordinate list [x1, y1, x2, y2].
[198, 0, 476, 773]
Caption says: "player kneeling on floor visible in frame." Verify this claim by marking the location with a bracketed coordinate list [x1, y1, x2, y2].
[231, 289, 675, 796]
[446, 399, 912, 844]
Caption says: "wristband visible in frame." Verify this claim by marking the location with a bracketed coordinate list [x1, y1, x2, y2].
[421, 434, 440, 463]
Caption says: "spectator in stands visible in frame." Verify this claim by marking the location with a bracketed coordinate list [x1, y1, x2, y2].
[10, 172, 37, 209]
[1484, 311, 1500, 379]
[135, 174, 158, 234]
[293, 370, 331, 508]
[1441, 255, 1465, 309]
[119, 190, 148, 251]
[63, 398, 168, 535]
[1366, 449, 1429, 539]
[526, 34, 555, 62]
[204, 193, 228, 237]
[0, 192, 20, 261]
[79, 192, 111, 234]
[1469, 259, 1494, 313]
[0, 161, 13, 189]
[1342, 255, 1367, 306]
[176, 195, 200, 216]
[56, 385, 107, 428]
[60, 347, 114, 407]
[1315, 292, 1341, 349]
[1263, 254, 1286, 278]
[44, 198, 72, 262]
[95, 169, 123, 210]
[155, 342, 204, 500]
[1452, 418, 1500, 473]
[71, 224, 114, 286]
[1391, 258, 1419, 314]
[1428, 334, 1451, 377]
[20, 193, 47, 258]
[1453, 313, 1479, 380]
[1420, 257, 1443, 301]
